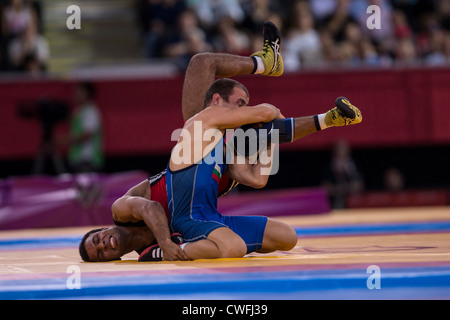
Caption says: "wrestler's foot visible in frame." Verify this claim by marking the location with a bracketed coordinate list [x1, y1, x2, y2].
[251, 21, 284, 77]
[138, 233, 184, 262]
[325, 97, 363, 127]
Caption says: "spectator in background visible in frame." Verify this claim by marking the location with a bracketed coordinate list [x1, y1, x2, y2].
[139, 0, 187, 58]
[322, 0, 353, 43]
[425, 28, 449, 65]
[309, 0, 338, 25]
[438, 0, 450, 30]
[240, 0, 282, 35]
[7, 19, 48, 73]
[349, 0, 394, 44]
[192, 0, 245, 31]
[283, 0, 322, 71]
[383, 167, 405, 192]
[212, 16, 250, 55]
[322, 140, 364, 209]
[395, 37, 418, 65]
[1, 0, 37, 40]
[164, 9, 212, 69]
[136, 0, 450, 69]
[63, 82, 103, 173]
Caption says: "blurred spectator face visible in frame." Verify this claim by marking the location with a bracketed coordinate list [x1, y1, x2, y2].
[297, 11, 314, 32]
[178, 10, 197, 30]
[336, 0, 350, 13]
[383, 167, 405, 192]
[345, 22, 363, 43]
[185, 29, 208, 54]
[337, 41, 356, 63]
[396, 38, 417, 61]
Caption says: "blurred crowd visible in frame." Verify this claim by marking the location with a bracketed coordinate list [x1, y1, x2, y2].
[136, 0, 450, 71]
[0, 0, 48, 75]
[1, 0, 450, 76]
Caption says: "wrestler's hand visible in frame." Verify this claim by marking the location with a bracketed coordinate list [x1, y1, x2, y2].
[160, 241, 190, 261]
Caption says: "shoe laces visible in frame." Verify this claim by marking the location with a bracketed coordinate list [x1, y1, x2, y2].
[262, 39, 270, 58]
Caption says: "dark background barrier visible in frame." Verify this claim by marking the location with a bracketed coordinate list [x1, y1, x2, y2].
[1, 67, 450, 191]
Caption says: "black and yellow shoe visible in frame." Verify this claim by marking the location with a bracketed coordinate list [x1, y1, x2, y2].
[325, 97, 363, 127]
[251, 21, 284, 77]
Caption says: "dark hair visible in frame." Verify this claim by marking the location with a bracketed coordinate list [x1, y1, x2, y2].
[78, 82, 96, 100]
[79, 228, 104, 262]
[203, 78, 249, 109]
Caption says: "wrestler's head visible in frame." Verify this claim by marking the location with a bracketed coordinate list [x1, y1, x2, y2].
[203, 78, 249, 109]
[79, 226, 127, 262]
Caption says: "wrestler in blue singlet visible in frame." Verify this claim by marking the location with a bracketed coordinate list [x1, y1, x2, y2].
[166, 138, 267, 254]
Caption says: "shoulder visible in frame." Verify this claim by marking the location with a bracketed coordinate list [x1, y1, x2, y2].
[196, 106, 231, 123]
[125, 179, 151, 198]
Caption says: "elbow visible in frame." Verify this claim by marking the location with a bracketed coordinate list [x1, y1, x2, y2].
[248, 176, 268, 189]
[253, 181, 267, 189]
[258, 105, 278, 123]
[111, 198, 122, 216]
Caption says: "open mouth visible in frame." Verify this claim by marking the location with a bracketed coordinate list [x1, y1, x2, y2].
[109, 236, 117, 250]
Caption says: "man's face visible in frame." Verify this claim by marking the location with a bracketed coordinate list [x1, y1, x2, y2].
[223, 87, 249, 109]
[84, 227, 125, 262]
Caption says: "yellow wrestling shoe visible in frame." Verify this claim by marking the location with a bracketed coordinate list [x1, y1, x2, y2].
[325, 97, 363, 127]
[251, 21, 284, 77]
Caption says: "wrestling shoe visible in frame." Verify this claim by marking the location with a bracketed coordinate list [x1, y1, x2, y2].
[251, 21, 284, 77]
[325, 97, 363, 127]
[138, 233, 184, 262]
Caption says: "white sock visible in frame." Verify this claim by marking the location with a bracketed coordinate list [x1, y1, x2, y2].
[254, 56, 265, 74]
[318, 113, 329, 130]
[179, 243, 187, 250]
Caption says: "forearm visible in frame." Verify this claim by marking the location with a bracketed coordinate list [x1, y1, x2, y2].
[252, 143, 274, 183]
[133, 201, 173, 248]
[217, 104, 280, 130]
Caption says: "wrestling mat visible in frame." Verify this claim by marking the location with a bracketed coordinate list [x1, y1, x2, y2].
[1, 207, 450, 300]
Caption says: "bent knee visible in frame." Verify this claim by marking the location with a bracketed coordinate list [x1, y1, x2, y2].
[220, 238, 247, 258]
[208, 228, 247, 258]
[189, 52, 215, 70]
[280, 226, 298, 251]
[263, 220, 298, 252]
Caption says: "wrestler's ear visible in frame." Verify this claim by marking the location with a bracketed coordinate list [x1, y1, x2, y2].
[212, 93, 222, 106]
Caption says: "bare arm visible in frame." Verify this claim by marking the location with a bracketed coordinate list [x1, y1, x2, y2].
[111, 181, 189, 261]
[111, 180, 150, 222]
[225, 144, 274, 189]
[205, 103, 282, 131]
